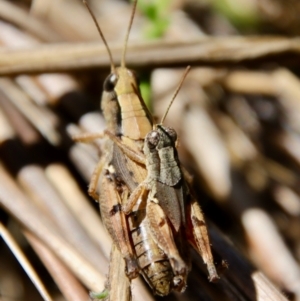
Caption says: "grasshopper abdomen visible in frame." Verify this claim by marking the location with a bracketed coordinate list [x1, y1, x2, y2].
[128, 207, 184, 295]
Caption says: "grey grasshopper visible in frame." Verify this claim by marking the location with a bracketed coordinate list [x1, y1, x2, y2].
[105, 67, 219, 294]
[74, 0, 189, 297]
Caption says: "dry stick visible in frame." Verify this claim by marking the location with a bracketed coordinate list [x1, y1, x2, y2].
[67, 123, 102, 183]
[45, 163, 112, 258]
[15, 75, 49, 106]
[273, 68, 300, 133]
[17, 165, 108, 273]
[0, 89, 41, 144]
[207, 226, 289, 301]
[226, 169, 300, 299]
[0, 223, 53, 301]
[182, 102, 231, 201]
[242, 208, 300, 298]
[100, 245, 132, 301]
[0, 36, 300, 75]
[0, 163, 105, 292]
[223, 71, 276, 96]
[0, 0, 62, 43]
[275, 130, 300, 168]
[0, 20, 80, 107]
[272, 185, 300, 216]
[0, 105, 15, 142]
[30, 0, 52, 19]
[24, 231, 90, 301]
[69, 139, 100, 182]
[0, 78, 61, 145]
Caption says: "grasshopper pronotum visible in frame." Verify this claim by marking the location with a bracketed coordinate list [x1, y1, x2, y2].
[75, 0, 185, 297]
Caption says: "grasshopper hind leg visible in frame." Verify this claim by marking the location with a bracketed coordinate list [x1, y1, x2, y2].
[187, 196, 219, 282]
[146, 201, 188, 292]
[100, 166, 140, 279]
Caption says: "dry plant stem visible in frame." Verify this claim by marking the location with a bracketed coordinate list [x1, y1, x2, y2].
[68, 141, 99, 183]
[24, 230, 89, 301]
[273, 68, 300, 132]
[223, 71, 276, 95]
[0, 90, 40, 144]
[45, 164, 111, 258]
[208, 227, 289, 301]
[0, 106, 15, 142]
[17, 165, 108, 272]
[228, 174, 300, 297]
[36, 0, 110, 42]
[15, 75, 49, 106]
[0, 163, 105, 292]
[272, 185, 300, 216]
[1, 36, 300, 75]
[105, 244, 131, 301]
[251, 272, 290, 301]
[223, 68, 300, 134]
[0, 20, 80, 107]
[215, 112, 258, 167]
[76, 112, 107, 150]
[0, 0, 62, 42]
[30, 0, 52, 20]
[242, 208, 300, 297]
[0, 223, 53, 301]
[0, 78, 61, 145]
[274, 130, 300, 168]
[182, 103, 231, 200]
[67, 123, 102, 183]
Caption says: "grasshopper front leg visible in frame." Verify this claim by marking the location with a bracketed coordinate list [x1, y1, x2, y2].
[73, 132, 106, 200]
[88, 154, 107, 200]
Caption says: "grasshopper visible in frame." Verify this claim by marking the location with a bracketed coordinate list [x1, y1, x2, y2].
[105, 67, 219, 290]
[75, 0, 184, 297]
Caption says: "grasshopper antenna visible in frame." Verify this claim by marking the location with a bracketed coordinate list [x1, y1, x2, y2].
[160, 66, 191, 125]
[83, 0, 116, 73]
[121, 0, 138, 68]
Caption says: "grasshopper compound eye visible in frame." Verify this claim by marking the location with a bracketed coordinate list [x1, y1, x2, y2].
[164, 127, 177, 142]
[103, 73, 118, 92]
[146, 131, 160, 149]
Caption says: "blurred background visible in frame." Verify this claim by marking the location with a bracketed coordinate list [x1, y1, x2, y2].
[0, 0, 300, 300]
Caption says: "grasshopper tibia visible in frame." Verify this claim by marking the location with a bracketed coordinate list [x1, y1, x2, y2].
[189, 197, 219, 282]
[147, 202, 187, 288]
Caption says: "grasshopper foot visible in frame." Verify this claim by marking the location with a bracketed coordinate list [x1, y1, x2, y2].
[172, 275, 187, 293]
[169, 258, 187, 292]
[208, 263, 219, 282]
[124, 256, 139, 279]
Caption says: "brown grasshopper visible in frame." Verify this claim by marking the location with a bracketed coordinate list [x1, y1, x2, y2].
[75, 0, 185, 297]
[105, 68, 219, 293]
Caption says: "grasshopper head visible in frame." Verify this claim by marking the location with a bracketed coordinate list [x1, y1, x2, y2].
[101, 67, 152, 139]
[156, 125, 178, 149]
[114, 67, 140, 96]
